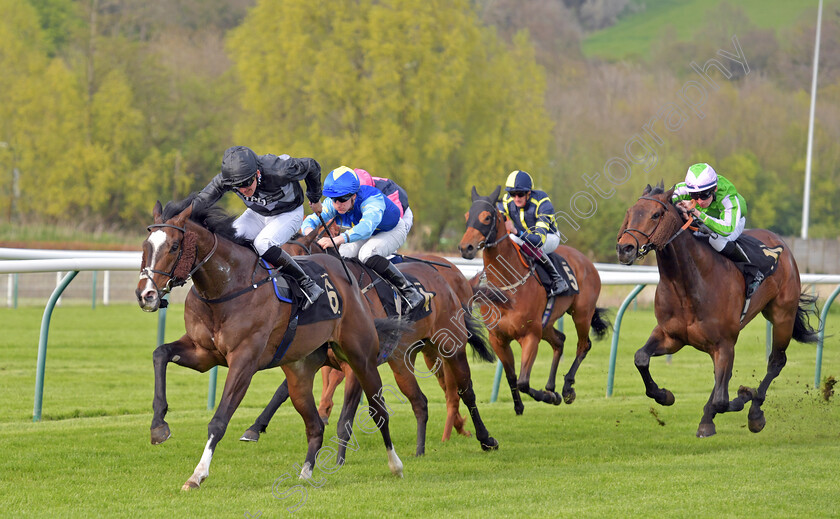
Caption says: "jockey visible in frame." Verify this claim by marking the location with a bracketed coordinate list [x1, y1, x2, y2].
[498, 170, 569, 297]
[672, 162, 763, 297]
[301, 166, 425, 313]
[192, 145, 324, 309]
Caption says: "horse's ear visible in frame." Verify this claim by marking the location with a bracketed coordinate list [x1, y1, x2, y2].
[471, 185, 479, 201]
[464, 211, 469, 222]
[643, 184, 652, 195]
[175, 203, 193, 225]
[490, 185, 502, 203]
[657, 179, 665, 190]
[153, 201, 163, 223]
[665, 186, 675, 201]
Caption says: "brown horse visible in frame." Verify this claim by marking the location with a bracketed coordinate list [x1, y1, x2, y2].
[242, 225, 498, 455]
[136, 196, 407, 490]
[458, 186, 610, 414]
[616, 183, 820, 437]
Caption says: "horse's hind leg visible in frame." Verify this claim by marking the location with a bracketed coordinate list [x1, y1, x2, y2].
[241, 379, 290, 442]
[542, 325, 565, 405]
[517, 333, 558, 405]
[697, 346, 737, 438]
[283, 352, 330, 480]
[151, 335, 219, 445]
[559, 311, 596, 405]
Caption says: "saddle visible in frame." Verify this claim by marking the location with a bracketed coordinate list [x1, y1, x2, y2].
[533, 252, 580, 298]
[263, 258, 343, 325]
[350, 257, 435, 322]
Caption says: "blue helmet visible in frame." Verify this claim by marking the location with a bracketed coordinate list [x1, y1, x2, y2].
[505, 170, 533, 192]
[323, 166, 360, 198]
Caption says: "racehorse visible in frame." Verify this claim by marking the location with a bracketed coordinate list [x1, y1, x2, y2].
[616, 182, 820, 437]
[241, 224, 499, 455]
[136, 196, 407, 490]
[458, 186, 610, 414]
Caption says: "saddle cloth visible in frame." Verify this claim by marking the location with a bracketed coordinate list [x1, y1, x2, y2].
[264, 258, 343, 325]
[533, 253, 580, 297]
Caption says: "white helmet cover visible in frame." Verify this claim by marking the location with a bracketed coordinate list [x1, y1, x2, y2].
[685, 163, 717, 192]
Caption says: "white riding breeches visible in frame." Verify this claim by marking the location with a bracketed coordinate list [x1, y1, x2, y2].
[233, 205, 304, 255]
[706, 216, 745, 252]
[339, 208, 413, 262]
[509, 231, 561, 254]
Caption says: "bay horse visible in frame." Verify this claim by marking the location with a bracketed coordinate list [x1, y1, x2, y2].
[616, 183, 820, 437]
[136, 196, 407, 490]
[458, 186, 610, 414]
[242, 224, 499, 455]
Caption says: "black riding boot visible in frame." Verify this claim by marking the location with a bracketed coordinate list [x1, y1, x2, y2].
[541, 257, 569, 297]
[719, 241, 764, 297]
[263, 246, 324, 310]
[365, 255, 426, 314]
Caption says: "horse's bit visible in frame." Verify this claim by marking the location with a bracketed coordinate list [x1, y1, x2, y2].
[619, 195, 691, 259]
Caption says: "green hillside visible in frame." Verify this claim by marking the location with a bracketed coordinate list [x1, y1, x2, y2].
[582, 0, 832, 61]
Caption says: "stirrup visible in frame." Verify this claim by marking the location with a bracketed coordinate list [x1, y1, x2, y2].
[548, 279, 569, 297]
[298, 282, 324, 310]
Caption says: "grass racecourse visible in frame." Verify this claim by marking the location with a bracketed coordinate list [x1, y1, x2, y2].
[0, 301, 838, 518]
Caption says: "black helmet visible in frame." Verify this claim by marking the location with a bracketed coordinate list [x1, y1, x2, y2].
[221, 146, 258, 187]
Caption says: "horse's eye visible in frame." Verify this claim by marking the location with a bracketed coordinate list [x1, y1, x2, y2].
[170, 243, 179, 253]
[651, 212, 661, 220]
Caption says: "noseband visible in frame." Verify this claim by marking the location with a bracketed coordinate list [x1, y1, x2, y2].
[142, 223, 218, 296]
[619, 195, 691, 259]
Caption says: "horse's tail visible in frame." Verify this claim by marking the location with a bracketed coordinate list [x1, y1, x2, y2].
[792, 292, 820, 344]
[373, 316, 413, 354]
[462, 304, 496, 363]
[590, 307, 612, 340]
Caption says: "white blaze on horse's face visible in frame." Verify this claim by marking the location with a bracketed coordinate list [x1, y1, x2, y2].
[139, 229, 169, 304]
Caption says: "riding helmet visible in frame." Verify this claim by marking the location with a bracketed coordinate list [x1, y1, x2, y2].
[505, 170, 533, 192]
[323, 166, 360, 198]
[684, 163, 718, 192]
[220, 146, 259, 187]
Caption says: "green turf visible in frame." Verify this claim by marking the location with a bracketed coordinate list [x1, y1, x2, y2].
[0, 303, 837, 518]
[582, 0, 832, 61]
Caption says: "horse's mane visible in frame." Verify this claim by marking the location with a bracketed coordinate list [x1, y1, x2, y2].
[161, 193, 249, 247]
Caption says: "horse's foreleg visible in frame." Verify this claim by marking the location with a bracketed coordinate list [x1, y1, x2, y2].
[517, 333, 558, 405]
[151, 335, 219, 445]
[241, 379, 290, 442]
[560, 315, 595, 405]
[318, 366, 345, 425]
[698, 347, 735, 438]
[635, 329, 678, 407]
[389, 354, 429, 456]
[333, 367, 363, 465]
[445, 350, 497, 451]
[183, 360, 258, 490]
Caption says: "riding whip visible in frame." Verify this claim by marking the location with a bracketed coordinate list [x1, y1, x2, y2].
[316, 212, 353, 283]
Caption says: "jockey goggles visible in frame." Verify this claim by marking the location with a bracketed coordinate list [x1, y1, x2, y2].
[690, 188, 714, 201]
[231, 174, 256, 189]
[510, 190, 530, 198]
[333, 194, 354, 203]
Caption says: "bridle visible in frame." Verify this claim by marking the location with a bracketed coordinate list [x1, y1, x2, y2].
[141, 223, 218, 297]
[619, 195, 692, 259]
[471, 203, 510, 251]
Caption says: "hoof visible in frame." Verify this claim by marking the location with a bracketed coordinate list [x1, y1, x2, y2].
[151, 423, 171, 445]
[319, 415, 329, 426]
[514, 402, 524, 416]
[563, 389, 576, 405]
[696, 423, 716, 438]
[748, 412, 766, 433]
[657, 389, 675, 406]
[480, 437, 499, 451]
[738, 386, 756, 401]
[181, 479, 201, 491]
[239, 429, 260, 442]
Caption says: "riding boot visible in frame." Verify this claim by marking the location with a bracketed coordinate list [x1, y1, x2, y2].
[540, 256, 569, 297]
[262, 246, 324, 310]
[719, 241, 764, 297]
[365, 255, 426, 314]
